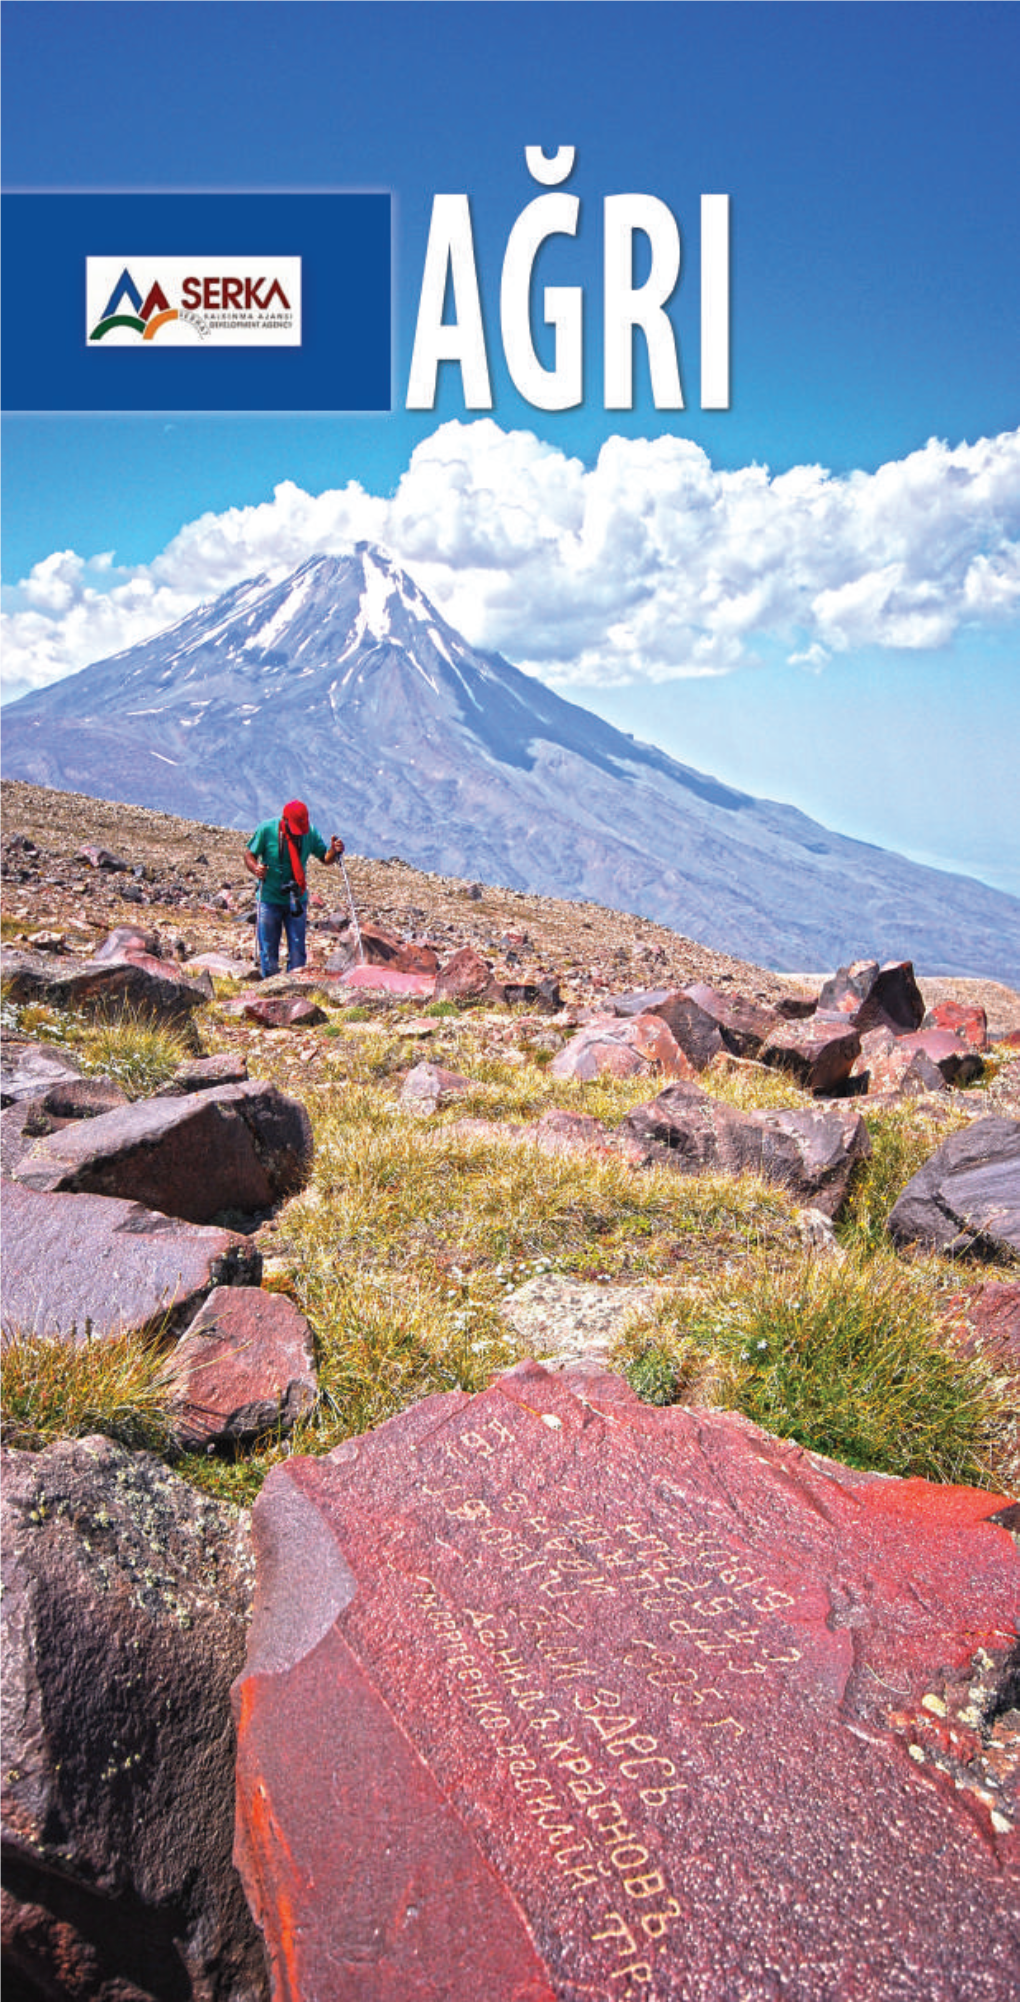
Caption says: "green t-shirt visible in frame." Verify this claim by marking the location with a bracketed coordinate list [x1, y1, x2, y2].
[247, 818, 328, 908]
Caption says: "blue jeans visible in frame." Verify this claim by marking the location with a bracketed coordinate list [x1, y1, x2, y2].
[258, 899, 307, 976]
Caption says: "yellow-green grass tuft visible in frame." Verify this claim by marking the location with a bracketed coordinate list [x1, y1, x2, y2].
[836, 1102, 973, 1253]
[622, 1247, 1014, 1489]
[1, 1328, 179, 1456]
[2, 998, 195, 1099]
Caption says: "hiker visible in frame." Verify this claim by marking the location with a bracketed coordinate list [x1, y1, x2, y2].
[243, 800, 344, 977]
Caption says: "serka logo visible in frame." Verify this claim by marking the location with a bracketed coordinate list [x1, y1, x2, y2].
[90, 267, 179, 341]
[86, 257, 302, 348]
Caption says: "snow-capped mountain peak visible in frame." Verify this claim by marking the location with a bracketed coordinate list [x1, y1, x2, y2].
[3, 549, 1018, 982]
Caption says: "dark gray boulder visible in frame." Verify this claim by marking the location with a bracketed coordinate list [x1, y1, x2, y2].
[818, 959, 925, 1035]
[1, 1435, 268, 1999]
[888, 1116, 1020, 1257]
[12, 1081, 313, 1224]
[0, 947, 212, 1025]
[620, 1081, 870, 1216]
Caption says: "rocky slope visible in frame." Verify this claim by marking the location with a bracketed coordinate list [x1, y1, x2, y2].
[5, 780, 1020, 1048]
[4, 548, 1019, 982]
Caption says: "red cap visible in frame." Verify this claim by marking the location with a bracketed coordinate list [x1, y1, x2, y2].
[282, 800, 310, 835]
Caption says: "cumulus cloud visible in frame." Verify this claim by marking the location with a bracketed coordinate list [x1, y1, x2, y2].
[3, 421, 1019, 701]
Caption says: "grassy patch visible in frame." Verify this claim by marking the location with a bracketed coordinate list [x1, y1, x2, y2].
[1, 1328, 179, 1455]
[622, 1249, 1011, 1487]
[2, 1000, 194, 1098]
[836, 1103, 971, 1252]
[10, 1002, 1013, 1507]
[700, 1059, 813, 1114]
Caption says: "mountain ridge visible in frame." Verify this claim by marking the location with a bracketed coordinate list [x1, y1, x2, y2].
[4, 546, 1019, 983]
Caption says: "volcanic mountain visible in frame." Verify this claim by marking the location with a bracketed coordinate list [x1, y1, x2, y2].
[3, 546, 1018, 980]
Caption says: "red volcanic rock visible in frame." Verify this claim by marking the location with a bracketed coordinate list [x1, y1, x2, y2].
[550, 1015, 696, 1084]
[1, 1079, 134, 1177]
[434, 945, 492, 1002]
[894, 1028, 985, 1086]
[817, 957, 881, 1014]
[159, 1052, 250, 1094]
[0, 1184, 260, 1343]
[644, 992, 726, 1071]
[93, 924, 162, 962]
[37, 1076, 131, 1120]
[241, 995, 327, 1030]
[186, 951, 256, 979]
[969, 1280, 1020, 1369]
[169, 1286, 318, 1447]
[610, 986, 675, 1017]
[620, 1082, 870, 1216]
[818, 959, 925, 1035]
[233, 1366, 1019, 2001]
[532, 1109, 613, 1159]
[340, 965, 436, 997]
[0, 1042, 87, 1107]
[399, 1061, 472, 1112]
[759, 1015, 861, 1094]
[853, 1026, 948, 1097]
[75, 843, 129, 871]
[2, 1435, 266, 1998]
[773, 991, 818, 1020]
[924, 1000, 990, 1052]
[946, 1281, 1020, 1378]
[349, 924, 439, 975]
[683, 983, 779, 1057]
[12, 1080, 312, 1223]
[0, 947, 212, 1023]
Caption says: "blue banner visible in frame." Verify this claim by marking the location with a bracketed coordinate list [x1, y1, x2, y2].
[2, 192, 391, 411]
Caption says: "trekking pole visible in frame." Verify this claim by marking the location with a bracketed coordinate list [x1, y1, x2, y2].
[338, 854, 366, 964]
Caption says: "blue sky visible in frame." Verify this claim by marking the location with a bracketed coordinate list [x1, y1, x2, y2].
[3, 2, 1019, 894]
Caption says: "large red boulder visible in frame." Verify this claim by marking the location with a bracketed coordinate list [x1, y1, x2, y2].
[923, 1000, 990, 1052]
[433, 945, 492, 1002]
[232, 1366, 1018, 2000]
[818, 959, 925, 1035]
[759, 1015, 861, 1094]
[240, 995, 327, 1030]
[0, 1183, 261, 1343]
[169, 1286, 318, 1447]
[853, 1025, 948, 1097]
[615, 990, 726, 1071]
[333, 925, 439, 976]
[0, 1042, 87, 1108]
[550, 1014, 696, 1083]
[92, 924, 163, 962]
[894, 1028, 985, 1086]
[340, 965, 436, 997]
[682, 984, 779, 1057]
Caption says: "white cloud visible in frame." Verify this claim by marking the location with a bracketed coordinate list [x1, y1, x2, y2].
[3, 421, 1018, 701]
